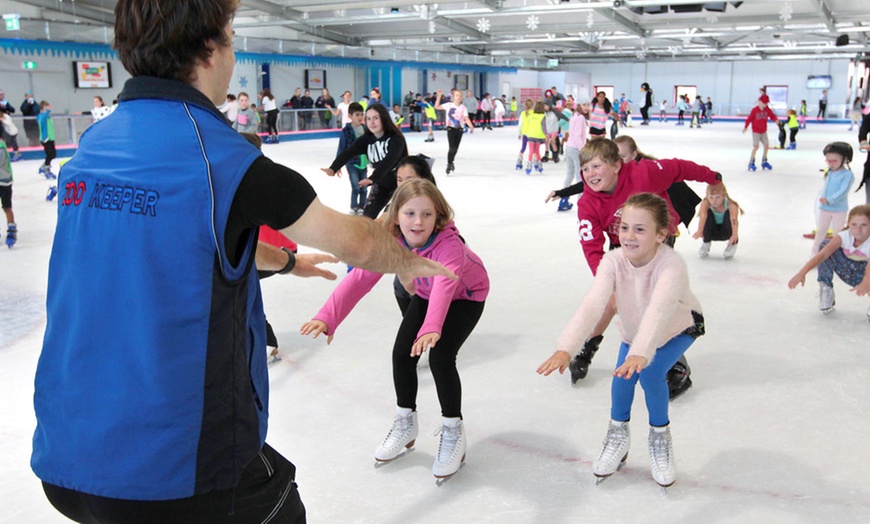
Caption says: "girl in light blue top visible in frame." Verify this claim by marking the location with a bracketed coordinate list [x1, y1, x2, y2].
[812, 142, 855, 253]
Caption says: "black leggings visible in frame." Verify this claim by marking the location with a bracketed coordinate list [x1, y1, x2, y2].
[361, 183, 395, 219]
[266, 109, 279, 135]
[392, 297, 485, 418]
[446, 127, 463, 164]
[43, 140, 56, 166]
[42, 444, 306, 524]
[789, 127, 799, 144]
[702, 210, 733, 242]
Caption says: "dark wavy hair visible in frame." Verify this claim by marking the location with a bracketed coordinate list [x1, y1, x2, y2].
[114, 0, 238, 82]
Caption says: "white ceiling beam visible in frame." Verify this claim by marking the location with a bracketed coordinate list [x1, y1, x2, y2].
[241, 0, 361, 46]
[593, 7, 647, 38]
[808, 0, 837, 33]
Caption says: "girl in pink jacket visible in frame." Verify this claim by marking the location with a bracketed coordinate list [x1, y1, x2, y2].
[301, 178, 488, 482]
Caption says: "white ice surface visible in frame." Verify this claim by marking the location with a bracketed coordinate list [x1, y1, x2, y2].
[2, 120, 869, 523]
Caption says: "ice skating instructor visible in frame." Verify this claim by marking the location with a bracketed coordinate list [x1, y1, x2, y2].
[30, 1, 454, 522]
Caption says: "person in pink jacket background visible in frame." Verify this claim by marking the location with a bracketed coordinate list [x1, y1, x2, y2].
[301, 178, 488, 483]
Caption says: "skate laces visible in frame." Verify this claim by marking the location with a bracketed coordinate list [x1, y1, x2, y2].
[599, 424, 628, 462]
[434, 424, 461, 463]
[382, 415, 413, 447]
[649, 430, 672, 471]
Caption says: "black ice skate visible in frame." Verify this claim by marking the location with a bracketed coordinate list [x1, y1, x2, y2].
[569, 335, 604, 383]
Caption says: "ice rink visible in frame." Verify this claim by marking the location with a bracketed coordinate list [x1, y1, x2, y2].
[2, 117, 869, 523]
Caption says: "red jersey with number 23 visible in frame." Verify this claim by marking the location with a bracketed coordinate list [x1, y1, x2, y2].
[576, 158, 720, 275]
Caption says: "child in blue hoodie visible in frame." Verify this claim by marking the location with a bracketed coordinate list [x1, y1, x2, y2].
[335, 102, 368, 214]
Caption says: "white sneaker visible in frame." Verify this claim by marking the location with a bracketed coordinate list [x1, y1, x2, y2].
[432, 418, 466, 478]
[593, 420, 630, 477]
[374, 409, 418, 462]
[648, 426, 675, 487]
[819, 283, 835, 313]
[723, 243, 738, 259]
[698, 242, 711, 258]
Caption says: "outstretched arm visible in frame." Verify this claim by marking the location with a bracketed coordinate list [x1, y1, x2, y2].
[788, 235, 843, 289]
[282, 199, 455, 283]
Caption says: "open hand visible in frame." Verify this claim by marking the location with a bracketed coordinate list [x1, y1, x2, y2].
[300, 320, 334, 345]
[411, 332, 440, 357]
[613, 355, 647, 379]
[291, 253, 340, 280]
[536, 350, 572, 376]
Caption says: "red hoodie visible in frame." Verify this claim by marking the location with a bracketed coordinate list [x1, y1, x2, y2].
[743, 104, 778, 133]
[576, 158, 719, 274]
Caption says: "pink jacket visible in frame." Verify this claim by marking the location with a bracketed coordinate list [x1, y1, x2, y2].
[313, 221, 489, 340]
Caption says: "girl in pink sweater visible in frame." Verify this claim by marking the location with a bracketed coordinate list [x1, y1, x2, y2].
[301, 179, 488, 482]
[537, 193, 705, 488]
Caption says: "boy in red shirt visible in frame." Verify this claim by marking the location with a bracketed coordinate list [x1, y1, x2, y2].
[742, 94, 778, 171]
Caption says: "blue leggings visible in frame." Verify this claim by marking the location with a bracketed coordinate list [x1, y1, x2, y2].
[611, 334, 695, 427]
[817, 239, 867, 287]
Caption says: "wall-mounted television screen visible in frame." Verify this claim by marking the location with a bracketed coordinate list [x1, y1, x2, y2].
[73, 61, 112, 89]
[806, 75, 831, 89]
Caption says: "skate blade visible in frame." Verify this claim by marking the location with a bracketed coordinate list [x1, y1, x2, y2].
[434, 459, 466, 486]
[373, 446, 415, 468]
[593, 455, 628, 484]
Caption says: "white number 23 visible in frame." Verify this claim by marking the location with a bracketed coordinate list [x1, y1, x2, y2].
[578, 219, 594, 242]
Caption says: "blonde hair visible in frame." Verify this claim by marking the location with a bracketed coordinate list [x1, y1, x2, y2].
[385, 179, 454, 238]
[580, 138, 621, 168]
[613, 135, 656, 161]
[706, 183, 745, 215]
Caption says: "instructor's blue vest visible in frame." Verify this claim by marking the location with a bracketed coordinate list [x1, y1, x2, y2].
[32, 78, 268, 500]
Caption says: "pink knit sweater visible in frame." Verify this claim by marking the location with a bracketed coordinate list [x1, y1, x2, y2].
[557, 245, 702, 363]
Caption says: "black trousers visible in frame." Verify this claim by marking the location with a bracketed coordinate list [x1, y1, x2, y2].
[446, 127, 463, 164]
[42, 444, 306, 524]
[789, 127, 799, 144]
[362, 182, 395, 219]
[640, 106, 649, 122]
[702, 210, 732, 243]
[42, 140, 56, 166]
[266, 110, 279, 135]
[392, 297, 485, 418]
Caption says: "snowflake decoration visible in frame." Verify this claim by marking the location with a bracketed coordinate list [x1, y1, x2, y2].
[239, 76, 248, 88]
[636, 50, 646, 60]
[586, 12, 594, 29]
[668, 45, 681, 57]
[682, 36, 692, 46]
[706, 15, 718, 24]
[783, 40, 797, 48]
[779, 2, 792, 22]
[526, 15, 539, 31]
[429, 21, 437, 34]
[476, 18, 490, 33]
[702, 52, 711, 60]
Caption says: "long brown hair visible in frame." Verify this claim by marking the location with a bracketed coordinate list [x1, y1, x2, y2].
[385, 179, 454, 239]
